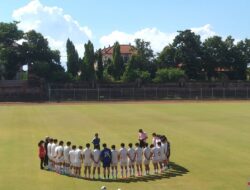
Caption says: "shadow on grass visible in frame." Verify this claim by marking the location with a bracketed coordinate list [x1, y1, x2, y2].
[45, 162, 189, 183]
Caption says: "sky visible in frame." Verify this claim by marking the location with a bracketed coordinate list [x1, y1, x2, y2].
[1, 0, 250, 64]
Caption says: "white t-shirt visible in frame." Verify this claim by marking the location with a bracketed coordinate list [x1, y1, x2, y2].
[69, 149, 76, 164]
[155, 139, 162, 148]
[83, 148, 92, 163]
[151, 147, 160, 161]
[135, 147, 143, 161]
[63, 146, 71, 161]
[127, 148, 136, 161]
[75, 148, 82, 163]
[92, 149, 100, 163]
[111, 149, 118, 164]
[55, 145, 63, 158]
[143, 147, 151, 160]
[119, 148, 128, 162]
[51, 143, 57, 157]
[47, 143, 52, 157]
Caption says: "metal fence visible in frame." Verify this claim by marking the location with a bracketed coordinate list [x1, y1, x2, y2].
[48, 87, 250, 101]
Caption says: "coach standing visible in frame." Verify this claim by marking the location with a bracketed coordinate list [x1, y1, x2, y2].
[138, 129, 148, 148]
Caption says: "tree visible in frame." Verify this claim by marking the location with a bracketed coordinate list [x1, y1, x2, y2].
[66, 39, 79, 77]
[173, 30, 203, 80]
[96, 49, 104, 81]
[112, 42, 124, 80]
[157, 45, 177, 68]
[0, 22, 24, 79]
[122, 39, 156, 82]
[202, 36, 226, 80]
[153, 68, 185, 83]
[81, 40, 95, 81]
[22, 30, 68, 82]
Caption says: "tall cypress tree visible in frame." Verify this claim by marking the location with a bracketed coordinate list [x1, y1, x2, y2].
[96, 49, 104, 81]
[66, 39, 79, 77]
[112, 42, 124, 80]
[81, 40, 95, 81]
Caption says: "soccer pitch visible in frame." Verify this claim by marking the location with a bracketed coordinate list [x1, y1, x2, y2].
[0, 101, 250, 190]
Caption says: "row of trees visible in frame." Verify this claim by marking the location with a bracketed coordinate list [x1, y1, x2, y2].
[1, 21, 250, 83]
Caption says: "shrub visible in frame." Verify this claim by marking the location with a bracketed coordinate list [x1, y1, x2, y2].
[153, 68, 185, 83]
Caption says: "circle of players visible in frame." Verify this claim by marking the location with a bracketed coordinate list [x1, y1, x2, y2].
[38, 131, 170, 179]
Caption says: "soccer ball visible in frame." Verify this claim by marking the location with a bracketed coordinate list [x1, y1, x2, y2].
[100, 186, 107, 190]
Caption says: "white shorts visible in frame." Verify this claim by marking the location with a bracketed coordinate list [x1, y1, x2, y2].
[84, 162, 92, 167]
[56, 157, 64, 163]
[128, 160, 135, 166]
[136, 160, 142, 165]
[152, 159, 159, 164]
[64, 159, 70, 165]
[93, 162, 100, 167]
[75, 161, 82, 168]
[144, 159, 150, 165]
[111, 162, 118, 167]
[120, 160, 127, 167]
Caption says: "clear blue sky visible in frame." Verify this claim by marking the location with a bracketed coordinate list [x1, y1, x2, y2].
[1, 0, 250, 39]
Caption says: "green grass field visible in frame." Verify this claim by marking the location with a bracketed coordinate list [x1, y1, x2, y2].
[0, 101, 250, 190]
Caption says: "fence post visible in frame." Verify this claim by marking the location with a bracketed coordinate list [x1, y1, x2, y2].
[200, 88, 203, 99]
[235, 87, 237, 98]
[189, 88, 191, 99]
[48, 86, 51, 102]
[156, 88, 158, 99]
[211, 88, 214, 99]
[144, 88, 145, 100]
[133, 88, 135, 100]
[247, 87, 249, 99]
[97, 88, 100, 101]
[223, 88, 225, 99]
[73, 89, 76, 100]
[109, 88, 111, 100]
[85, 89, 88, 101]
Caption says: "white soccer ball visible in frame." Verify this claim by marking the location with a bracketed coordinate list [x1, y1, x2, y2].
[100, 186, 107, 190]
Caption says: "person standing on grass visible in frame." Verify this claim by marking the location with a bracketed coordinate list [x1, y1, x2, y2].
[119, 143, 128, 178]
[47, 138, 53, 170]
[111, 145, 118, 179]
[138, 129, 148, 148]
[143, 143, 151, 175]
[44, 136, 50, 167]
[83, 143, 92, 178]
[38, 140, 46, 170]
[69, 145, 76, 176]
[100, 143, 112, 179]
[135, 143, 143, 176]
[127, 143, 136, 177]
[91, 144, 101, 179]
[63, 141, 71, 175]
[92, 133, 100, 149]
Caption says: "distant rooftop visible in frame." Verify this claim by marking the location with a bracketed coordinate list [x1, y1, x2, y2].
[102, 44, 135, 55]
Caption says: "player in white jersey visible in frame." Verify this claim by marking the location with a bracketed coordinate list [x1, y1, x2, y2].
[91, 145, 101, 179]
[157, 141, 165, 172]
[69, 145, 76, 176]
[74, 146, 83, 177]
[111, 145, 118, 179]
[119, 143, 128, 178]
[127, 143, 136, 177]
[47, 138, 53, 170]
[51, 139, 58, 171]
[135, 143, 143, 176]
[55, 141, 64, 173]
[63, 141, 71, 175]
[161, 139, 168, 170]
[150, 144, 160, 174]
[143, 143, 151, 175]
[82, 143, 92, 178]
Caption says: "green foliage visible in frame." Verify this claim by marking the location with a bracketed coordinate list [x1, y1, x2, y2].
[96, 49, 104, 81]
[112, 42, 124, 80]
[81, 40, 95, 81]
[66, 39, 79, 77]
[153, 68, 185, 83]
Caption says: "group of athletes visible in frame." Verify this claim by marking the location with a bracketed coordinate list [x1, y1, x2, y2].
[38, 129, 170, 179]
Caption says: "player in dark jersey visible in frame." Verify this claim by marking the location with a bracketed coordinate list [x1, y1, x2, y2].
[100, 143, 112, 179]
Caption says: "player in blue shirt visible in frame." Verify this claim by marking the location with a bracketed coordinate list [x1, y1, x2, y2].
[100, 143, 112, 179]
[92, 133, 100, 149]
